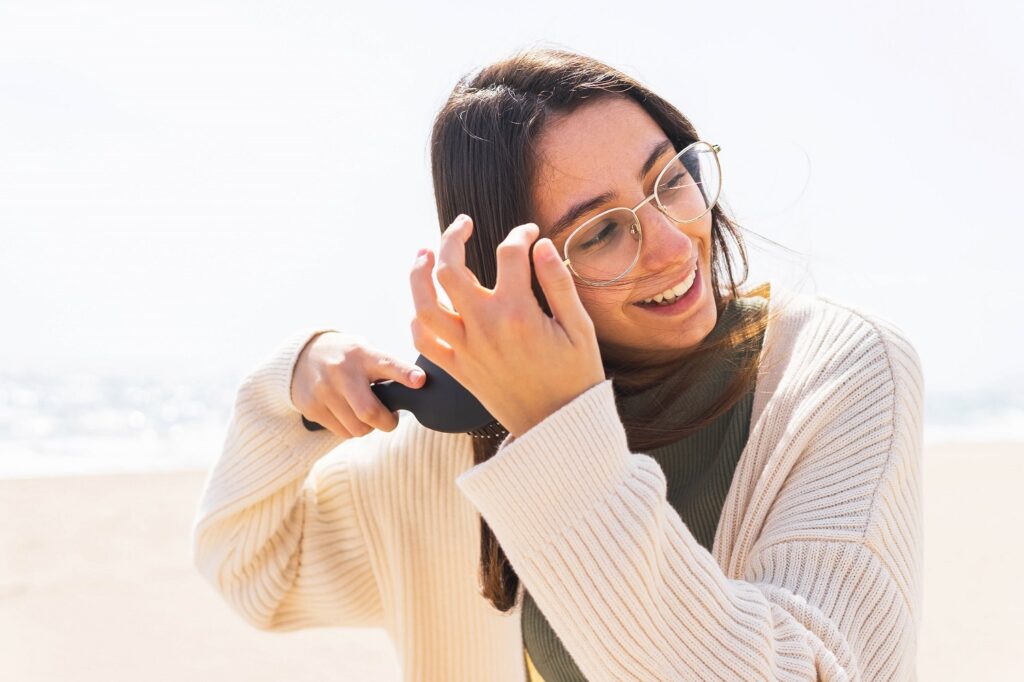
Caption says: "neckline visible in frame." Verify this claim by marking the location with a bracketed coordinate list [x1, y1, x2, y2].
[615, 293, 769, 425]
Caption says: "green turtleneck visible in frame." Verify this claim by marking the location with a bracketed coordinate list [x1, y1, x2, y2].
[521, 293, 770, 682]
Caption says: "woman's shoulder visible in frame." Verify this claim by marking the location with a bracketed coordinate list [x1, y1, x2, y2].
[752, 288, 925, 566]
[765, 284, 920, 362]
[809, 292, 925, 419]
[753, 285, 924, 417]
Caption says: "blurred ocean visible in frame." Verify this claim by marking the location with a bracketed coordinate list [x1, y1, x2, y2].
[1, 371, 1022, 479]
[0, 371, 237, 479]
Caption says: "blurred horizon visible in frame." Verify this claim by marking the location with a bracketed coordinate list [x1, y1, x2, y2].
[2, 340, 1022, 480]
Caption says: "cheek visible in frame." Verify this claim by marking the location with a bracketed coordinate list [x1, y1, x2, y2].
[701, 213, 715, 239]
[687, 212, 714, 240]
[577, 290, 628, 323]
[578, 287, 609, 307]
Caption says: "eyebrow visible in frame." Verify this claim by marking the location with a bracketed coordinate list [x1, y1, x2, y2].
[546, 139, 676, 240]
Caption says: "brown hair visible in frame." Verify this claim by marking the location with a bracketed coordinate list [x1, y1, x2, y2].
[429, 45, 793, 612]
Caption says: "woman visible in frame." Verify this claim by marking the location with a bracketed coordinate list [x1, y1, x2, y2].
[192, 47, 923, 681]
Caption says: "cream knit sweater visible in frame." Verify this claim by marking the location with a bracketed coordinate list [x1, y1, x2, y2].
[191, 284, 924, 681]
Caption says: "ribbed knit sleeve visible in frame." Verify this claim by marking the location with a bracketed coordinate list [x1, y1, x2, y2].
[455, 311, 924, 681]
[190, 328, 386, 631]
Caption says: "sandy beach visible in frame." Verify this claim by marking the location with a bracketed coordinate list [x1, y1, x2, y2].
[1, 441, 1021, 681]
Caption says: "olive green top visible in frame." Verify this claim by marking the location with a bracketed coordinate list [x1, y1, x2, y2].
[521, 294, 769, 682]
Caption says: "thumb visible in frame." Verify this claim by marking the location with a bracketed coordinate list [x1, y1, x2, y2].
[533, 237, 590, 336]
[368, 350, 427, 389]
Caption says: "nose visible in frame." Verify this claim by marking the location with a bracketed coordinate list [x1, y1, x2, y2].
[635, 203, 696, 272]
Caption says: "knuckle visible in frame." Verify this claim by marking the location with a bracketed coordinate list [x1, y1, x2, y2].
[495, 240, 522, 256]
[351, 400, 382, 428]
[414, 309, 435, 331]
[323, 362, 349, 389]
[377, 413, 398, 432]
[311, 379, 331, 401]
[500, 308, 528, 328]
[435, 263, 456, 283]
[340, 344, 362, 363]
[375, 354, 396, 372]
[344, 411, 372, 436]
[338, 334, 365, 358]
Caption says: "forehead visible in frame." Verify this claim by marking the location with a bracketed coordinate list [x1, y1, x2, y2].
[532, 96, 668, 214]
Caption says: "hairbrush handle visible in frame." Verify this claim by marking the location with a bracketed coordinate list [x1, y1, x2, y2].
[299, 354, 497, 435]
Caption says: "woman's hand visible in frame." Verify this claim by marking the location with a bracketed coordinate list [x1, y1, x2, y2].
[409, 214, 606, 439]
[291, 331, 427, 439]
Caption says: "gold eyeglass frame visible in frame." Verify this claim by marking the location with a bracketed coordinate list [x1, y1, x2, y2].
[559, 140, 722, 287]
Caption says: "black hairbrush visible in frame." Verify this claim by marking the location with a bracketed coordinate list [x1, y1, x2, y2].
[300, 354, 509, 439]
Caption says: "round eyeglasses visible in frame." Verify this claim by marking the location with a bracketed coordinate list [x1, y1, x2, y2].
[559, 140, 722, 286]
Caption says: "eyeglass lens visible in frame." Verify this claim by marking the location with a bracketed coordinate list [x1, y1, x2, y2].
[565, 141, 721, 284]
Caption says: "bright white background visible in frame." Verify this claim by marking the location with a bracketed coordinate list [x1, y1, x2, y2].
[2, 0, 1022, 470]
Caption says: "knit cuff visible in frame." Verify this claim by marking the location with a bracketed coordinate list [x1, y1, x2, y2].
[454, 379, 634, 551]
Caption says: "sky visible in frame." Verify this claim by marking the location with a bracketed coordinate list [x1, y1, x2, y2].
[2, 0, 1022, 404]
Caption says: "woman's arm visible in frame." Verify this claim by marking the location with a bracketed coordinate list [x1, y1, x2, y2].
[455, 318, 924, 681]
[190, 328, 385, 631]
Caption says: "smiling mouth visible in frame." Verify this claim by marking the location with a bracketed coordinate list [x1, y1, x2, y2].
[632, 261, 699, 306]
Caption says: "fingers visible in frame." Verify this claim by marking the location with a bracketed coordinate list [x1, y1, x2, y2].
[410, 315, 456, 369]
[364, 346, 427, 389]
[340, 385, 400, 434]
[304, 392, 351, 439]
[323, 392, 377, 437]
[346, 347, 427, 433]
[493, 222, 540, 303]
[533, 237, 593, 340]
[435, 215, 485, 319]
[329, 372, 399, 435]
[410, 247, 465, 349]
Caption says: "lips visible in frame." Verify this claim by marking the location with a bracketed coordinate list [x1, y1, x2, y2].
[631, 265, 703, 315]
[632, 259, 699, 304]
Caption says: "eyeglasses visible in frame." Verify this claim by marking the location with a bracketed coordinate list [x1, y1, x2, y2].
[559, 140, 722, 286]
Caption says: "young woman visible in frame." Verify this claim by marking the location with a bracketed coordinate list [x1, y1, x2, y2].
[192, 48, 924, 681]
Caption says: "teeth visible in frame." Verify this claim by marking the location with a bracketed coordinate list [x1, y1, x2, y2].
[639, 265, 697, 305]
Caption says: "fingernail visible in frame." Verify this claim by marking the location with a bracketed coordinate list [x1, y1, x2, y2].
[410, 369, 425, 381]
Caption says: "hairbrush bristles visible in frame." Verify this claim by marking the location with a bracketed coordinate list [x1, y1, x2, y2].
[467, 420, 510, 439]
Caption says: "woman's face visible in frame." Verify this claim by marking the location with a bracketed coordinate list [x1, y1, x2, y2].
[531, 96, 718, 360]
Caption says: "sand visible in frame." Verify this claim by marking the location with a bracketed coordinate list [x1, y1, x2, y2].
[1, 441, 1021, 681]
[0, 469, 401, 681]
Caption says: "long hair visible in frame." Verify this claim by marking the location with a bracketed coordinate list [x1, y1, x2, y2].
[429, 46, 792, 612]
